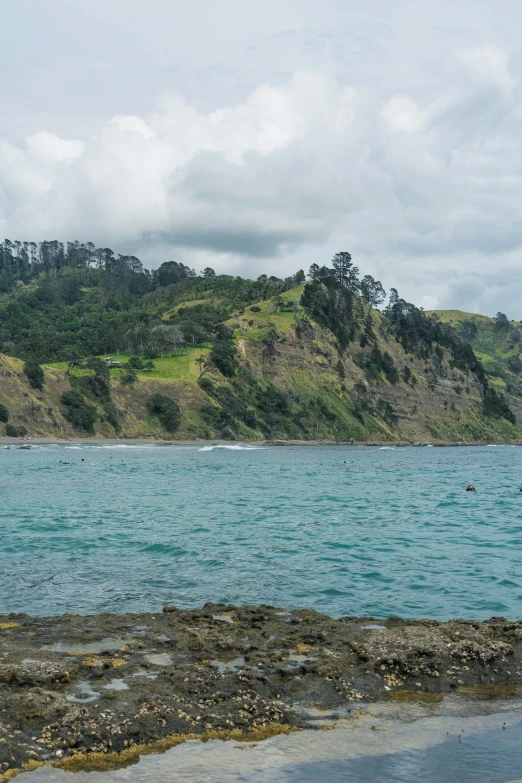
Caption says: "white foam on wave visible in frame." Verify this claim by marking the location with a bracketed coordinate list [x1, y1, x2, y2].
[98, 444, 156, 449]
[63, 443, 173, 450]
[379, 447, 395, 450]
[199, 444, 264, 452]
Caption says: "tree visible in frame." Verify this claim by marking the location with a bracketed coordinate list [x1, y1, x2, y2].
[103, 401, 122, 431]
[331, 252, 359, 291]
[210, 336, 238, 377]
[508, 355, 522, 374]
[154, 260, 195, 287]
[376, 398, 398, 426]
[63, 347, 83, 375]
[23, 361, 44, 390]
[364, 312, 375, 342]
[201, 267, 216, 278]
[196, 355, 213, 378]
[271, 294, 284, 313]
[61, 389, 97, 431]
[353, 381, 370, 405]
[381, 351, 399, 384]
[308, 263, 321, 280]
[360, 275, 386, 307]
[295, 269, 306, 284]
[146, 393, 181, 433]
[483, 384, 516, 424]
[0, 403, 8, 423]
[262, 323, 280, 356]
[151, 324, 185, 356]
[494, 312, 509, 331]
[84, 357, 111, 400]
[128, 355, 145, 369]
[460, 321, 478, 342]
[387, 288, 400, 311]
[120, 367, 138, 385]
[5, 424, 27, 437]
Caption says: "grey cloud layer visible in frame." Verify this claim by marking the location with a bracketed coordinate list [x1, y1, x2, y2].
[1, 0, 522, 315]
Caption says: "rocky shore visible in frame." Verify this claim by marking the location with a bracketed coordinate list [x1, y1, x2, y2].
[1, 605, 521, 779]
[1, 436, 519, 447]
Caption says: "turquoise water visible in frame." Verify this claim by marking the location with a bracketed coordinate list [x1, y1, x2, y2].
[284, 722, 522, 782]
[1, 443, 522, 619]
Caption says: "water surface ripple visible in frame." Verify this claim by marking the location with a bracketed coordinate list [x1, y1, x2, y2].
[1, 444, 522, 618]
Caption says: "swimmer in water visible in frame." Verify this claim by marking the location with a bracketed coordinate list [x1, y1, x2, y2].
[466, 485, 475, 492]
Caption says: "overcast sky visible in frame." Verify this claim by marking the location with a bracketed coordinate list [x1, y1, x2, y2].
[1, 0, 522, 315]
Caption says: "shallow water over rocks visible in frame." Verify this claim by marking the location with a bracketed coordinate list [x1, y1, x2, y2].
[18, 693, 522, 783]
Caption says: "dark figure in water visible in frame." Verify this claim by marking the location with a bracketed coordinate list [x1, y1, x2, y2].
[466, 485, 476, 492]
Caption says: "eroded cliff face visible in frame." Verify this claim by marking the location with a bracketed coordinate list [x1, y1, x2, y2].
[237, 316, 508, 443]
[0, 353, 211, 440]
[0, 354, 72, 436]
[1, 310, 521, 443]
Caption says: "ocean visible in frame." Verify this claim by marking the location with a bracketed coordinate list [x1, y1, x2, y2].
[1, 443, 522, 620]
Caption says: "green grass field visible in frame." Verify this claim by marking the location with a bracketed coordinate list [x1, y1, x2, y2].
[45, 348, 211, 383]
[427, 309, 492, 324]
[226, 284, 305, 339]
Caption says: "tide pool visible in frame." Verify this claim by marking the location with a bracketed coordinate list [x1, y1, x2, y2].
[1, 443, 522, 619]
[17, 694, 522, 783]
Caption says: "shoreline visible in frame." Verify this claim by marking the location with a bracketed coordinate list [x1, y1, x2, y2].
[1, 605, 521, 778]
[1, 435, 521, 447]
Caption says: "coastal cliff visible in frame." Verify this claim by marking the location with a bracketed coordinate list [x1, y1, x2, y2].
[1, 245, 521, 442]
[1, 303, 521, 443]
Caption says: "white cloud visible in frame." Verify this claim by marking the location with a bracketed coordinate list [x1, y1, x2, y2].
[1, 1, 522, 317]
[25, 131, 85, 164]
[381, 95, 425, 133]
[109, 116, 157, 140]
[0, 71, 359, 253]
[460, 44, 515, 95]
[419, 295, 439, 311]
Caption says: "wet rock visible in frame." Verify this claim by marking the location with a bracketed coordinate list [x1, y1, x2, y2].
[0, 661, 74, 686]
[0, 606, 522, 777]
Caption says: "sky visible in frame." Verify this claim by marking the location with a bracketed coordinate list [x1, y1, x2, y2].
[1, 0, 522, 316]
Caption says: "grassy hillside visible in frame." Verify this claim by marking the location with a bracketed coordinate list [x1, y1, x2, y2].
[0, 352, 214, 439]
[2, 295, 522, 442]
[1, 242, 521, 442]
